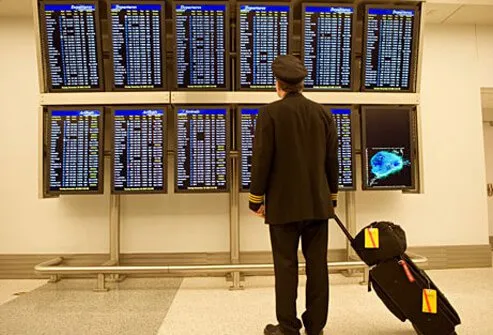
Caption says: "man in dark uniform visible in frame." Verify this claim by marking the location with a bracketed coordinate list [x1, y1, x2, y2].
[249, 55, 339, 335]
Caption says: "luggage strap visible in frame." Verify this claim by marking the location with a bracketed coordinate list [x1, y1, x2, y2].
[398, 259, 416, 283]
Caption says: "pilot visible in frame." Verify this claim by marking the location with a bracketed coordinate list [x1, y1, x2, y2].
[249, 55, 339, 335]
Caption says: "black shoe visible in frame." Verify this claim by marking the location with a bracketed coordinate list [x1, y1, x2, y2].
[304, 330, 324, 335]
[264, 324, 285, 335]
[264, 324, 302, 335]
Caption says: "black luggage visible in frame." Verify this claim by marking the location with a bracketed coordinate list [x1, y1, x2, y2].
[352, 221, 407, 266]
[333, 215, 461, 335]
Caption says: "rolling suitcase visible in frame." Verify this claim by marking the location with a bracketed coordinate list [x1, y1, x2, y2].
[333, 215, 461, 335]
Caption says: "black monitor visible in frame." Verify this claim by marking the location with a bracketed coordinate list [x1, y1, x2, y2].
[302, 4, 356, 91]
[109, 2, 166, 90]
[238, 106, 261, 191]
[44, 107, 104, 195]
[39, 2, 104, 92]
[361, 106, 416, 190]
[362, 6, 420, 92]
[173, 2, 230, 90]
[175, 106, 229, 192]
[238, 105, 354, 191]
[237, 3, 292, 90]
[326, 106, 355, 190]
[111, 107, 167, 194]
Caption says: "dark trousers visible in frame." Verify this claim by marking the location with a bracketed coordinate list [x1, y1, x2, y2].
[269, 220, 329, 335]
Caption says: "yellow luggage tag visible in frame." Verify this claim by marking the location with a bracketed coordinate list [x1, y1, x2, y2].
[422, 289, 438, 314]
[364, 228, 379, 249]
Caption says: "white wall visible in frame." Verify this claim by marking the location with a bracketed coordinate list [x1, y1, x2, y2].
[0, 19, 491, 255]
[355, 24, 488, 247]
[0, 18, 110, 254]
[482, 124, 493, 236]
[477, 25, 493, 88]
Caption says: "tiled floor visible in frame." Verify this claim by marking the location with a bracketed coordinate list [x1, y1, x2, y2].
[158, 267, 493, 335]
[1, 264, 493, 335]
[0, 278, 182, 335]
[0, 279, 46, 305]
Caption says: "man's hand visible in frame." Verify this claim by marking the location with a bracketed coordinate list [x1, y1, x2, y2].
[249, 193, 265, 217]
[255, 205, 266, 218]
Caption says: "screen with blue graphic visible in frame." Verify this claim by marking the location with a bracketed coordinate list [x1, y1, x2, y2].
[174, 3, 228, 89]
[110, 3, 165, 89]
[47, 108, 103, 194]
[112, 108, 166, 193]
[330, 108, 354, 189]
[41, 3, 102, 91]
[176, 107, 228, 192]
[363, 7, 418, 91]
[238, 4, 290, 89]
[303, 5, 354, 90]
[361, 107, 414, 189]
[239, 107, 354, 191]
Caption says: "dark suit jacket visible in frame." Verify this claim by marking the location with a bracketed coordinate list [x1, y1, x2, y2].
[249, 92, 339, 225]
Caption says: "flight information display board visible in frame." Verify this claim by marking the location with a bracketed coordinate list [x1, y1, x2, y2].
[174, 3, 229, 90]
[328, 107, 355, 190]
[175, 107, 229, 192]
[302, 4, 355, 91]
[238, 106, 260, 191]
[45, 108, 103, 194]
[361, 106, 415, 190]
[40, 2, 103, 91]
[112, 108, 166, 193]
[239, 106, 354, 191]
[110, 3, 166, 90]
[363, 6, 419, 92]
[237, 4, 291, 90]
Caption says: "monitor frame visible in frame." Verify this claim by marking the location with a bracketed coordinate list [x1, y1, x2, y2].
[44, 106, 105, 195]
[360, 105, 417, 191]
[301, 3, 357, 92]
[110, 105, 168, 194]
[361, 4, 421, 93]
[323, 105, 357, 191]
[107, 1, 167, 91]
[237, 104, 264, 193]
[39, 1, 105, 92]
[172, 1, 231, 91]
[173, 105, 231, 193]
[237, 104, 356, 192]
[236, 2, 293, 91]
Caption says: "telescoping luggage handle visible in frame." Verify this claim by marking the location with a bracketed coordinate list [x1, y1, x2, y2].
[333, 215, 355, 243]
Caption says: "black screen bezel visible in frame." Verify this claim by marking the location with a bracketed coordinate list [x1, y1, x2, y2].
[39, 1, 105, 92]
[301, 3, 357, 92]
[235, 2, 293, 91]
[110, 105, 168, 194]
[324, 105, 357, 191]
[44, 106, 105, 195]
[361, 4, 421, 93]
[107, 1, 167, 91]
[236, 104, 356, 192]
[360, 105, 416, 190]
[237, 104, 263, 192]
[172, 1, 231, 91]
[174, 105, 231, 193]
